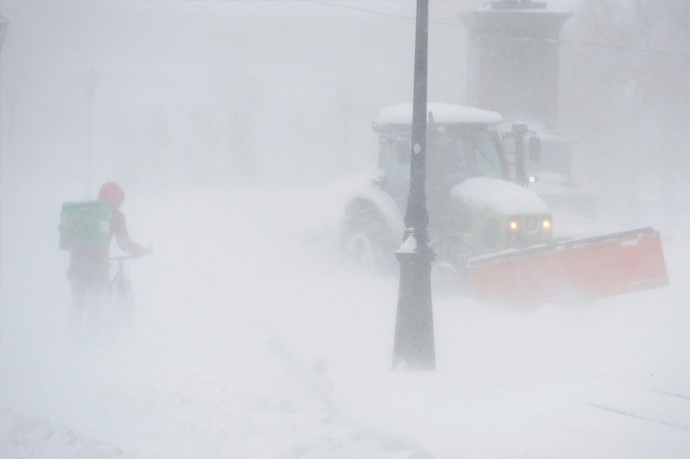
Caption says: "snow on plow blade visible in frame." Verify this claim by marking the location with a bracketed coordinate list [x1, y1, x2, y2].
[469, 227, 669, 304]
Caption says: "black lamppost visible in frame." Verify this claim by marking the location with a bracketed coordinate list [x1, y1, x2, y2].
[0, 15, 8, 284]
[392, 0, 435, 371]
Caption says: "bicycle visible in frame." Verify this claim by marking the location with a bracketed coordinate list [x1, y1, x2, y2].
[108, 255, 137, 325]
[71, 255, 138, 341]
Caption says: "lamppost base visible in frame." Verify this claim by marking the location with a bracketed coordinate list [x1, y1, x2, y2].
[392, 249, 436, 370]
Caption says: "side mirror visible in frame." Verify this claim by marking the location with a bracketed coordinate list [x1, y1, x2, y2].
[528, 135, 541, 161]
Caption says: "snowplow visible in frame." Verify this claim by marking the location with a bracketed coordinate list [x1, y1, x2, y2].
[470, 227, 668, 304]
[342, 103, 668, 304]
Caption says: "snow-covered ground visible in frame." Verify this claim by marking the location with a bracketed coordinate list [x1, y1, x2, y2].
[1, 181, 689, 458]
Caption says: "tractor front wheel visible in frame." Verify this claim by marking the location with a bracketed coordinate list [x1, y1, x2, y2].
[341, 206, 397, 276]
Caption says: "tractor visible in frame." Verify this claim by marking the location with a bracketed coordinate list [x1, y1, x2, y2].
[342, 103, 668, 304]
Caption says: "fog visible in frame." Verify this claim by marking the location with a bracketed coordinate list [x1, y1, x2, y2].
[0, 1, 469, 192]
[559, 0, 690, 229]
[1, 1, 689, 457]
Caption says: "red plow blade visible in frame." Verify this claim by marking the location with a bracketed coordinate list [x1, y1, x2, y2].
[469, 227, 669, 305]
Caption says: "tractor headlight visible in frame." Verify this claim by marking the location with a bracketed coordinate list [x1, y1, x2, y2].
[509, 220, 519, 231]
[542, 219, 552, 231]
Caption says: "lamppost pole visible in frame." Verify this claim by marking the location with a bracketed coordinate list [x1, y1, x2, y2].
[0, 15, 8, 284]
[392, 0, 435, 371]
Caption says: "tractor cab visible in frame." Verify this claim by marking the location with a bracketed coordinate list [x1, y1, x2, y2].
[371, 103, 552, 255]
[372, 103, 509, 211]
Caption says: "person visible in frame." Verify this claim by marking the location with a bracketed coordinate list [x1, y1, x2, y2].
[67, 182, 151, 330]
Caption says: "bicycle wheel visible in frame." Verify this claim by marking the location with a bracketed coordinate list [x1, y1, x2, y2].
[113, 276, 134, 322]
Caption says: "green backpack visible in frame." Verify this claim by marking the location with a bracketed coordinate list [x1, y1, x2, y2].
[59, 200, 114, 251]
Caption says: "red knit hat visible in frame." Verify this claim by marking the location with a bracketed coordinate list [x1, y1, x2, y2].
[98, 182, 125, 208]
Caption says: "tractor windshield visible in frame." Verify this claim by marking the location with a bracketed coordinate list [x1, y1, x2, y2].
[428, 125, 506, 184]
[376, 124, 508, 210]
[471, 128, 505, 179]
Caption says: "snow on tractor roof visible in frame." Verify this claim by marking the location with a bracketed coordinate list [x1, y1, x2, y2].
[376, 103, 502, 127]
